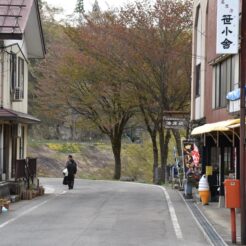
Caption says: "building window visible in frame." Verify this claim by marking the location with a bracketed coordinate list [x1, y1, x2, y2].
[214, 56, 235, 108]
[17, 57, 24, 100]
[224, 147, 233, 176]
[9, 52, 16, 92]
[195, 64, 201, 97]
[10, 55, 25, 101]
[19, 126, 25, 159]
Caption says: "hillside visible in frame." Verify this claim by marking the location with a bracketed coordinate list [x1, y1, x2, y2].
[27, 141, 154, 182]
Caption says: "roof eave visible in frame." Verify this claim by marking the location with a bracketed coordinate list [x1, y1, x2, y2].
[34, 0, 46, 56]
[0, 33, 22, 40]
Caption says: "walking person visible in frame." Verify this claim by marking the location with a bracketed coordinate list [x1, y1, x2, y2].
[66, 155, 77, 190]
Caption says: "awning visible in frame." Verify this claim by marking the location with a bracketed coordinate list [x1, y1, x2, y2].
[228, 123, 240, 129]
[0, 108, 40, 124]
[191, 119, 240, 135]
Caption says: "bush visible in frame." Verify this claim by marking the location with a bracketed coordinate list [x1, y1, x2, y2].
[47, 143, 81, 153]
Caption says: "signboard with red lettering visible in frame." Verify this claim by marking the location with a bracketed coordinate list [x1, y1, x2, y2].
[182, 140, 200, 178]
[216, 0, 239, 54]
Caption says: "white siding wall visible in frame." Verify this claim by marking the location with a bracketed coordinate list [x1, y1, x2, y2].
[0, 124, 3, 178]
[2, 39, 28, 113]
[191, 0, 208, 120]
[0, 39, 29, 180]
[233, 54, 240, 89]
[195, 97, 202, 119]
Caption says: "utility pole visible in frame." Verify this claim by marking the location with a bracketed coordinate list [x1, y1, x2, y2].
[240, 0, 246, 244]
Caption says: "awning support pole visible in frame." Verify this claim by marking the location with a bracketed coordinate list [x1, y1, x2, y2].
[221, 131, 232, 143]
[207, 133, 217, 145]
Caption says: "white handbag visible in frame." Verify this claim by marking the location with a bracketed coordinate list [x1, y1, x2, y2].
[63, 168, 68, 176]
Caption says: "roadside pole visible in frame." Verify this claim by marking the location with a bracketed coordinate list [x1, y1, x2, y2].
[241, 0, 246, 244]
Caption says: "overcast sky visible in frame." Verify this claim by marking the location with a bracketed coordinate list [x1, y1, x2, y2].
[45, 0, 133, 15]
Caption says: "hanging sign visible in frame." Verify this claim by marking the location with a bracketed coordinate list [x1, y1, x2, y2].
[182, 140, 200, 177]
[216, 0, 239, 54]
[163, 117, 187, 129]
[206, 166, 213, 176]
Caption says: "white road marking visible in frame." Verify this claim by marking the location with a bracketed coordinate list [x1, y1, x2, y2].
[0, 187, 67, 229]
[160, 186, 183, 240]
[0, 200, 49, 229]
[56, 190, 67, 196]
[43, 185, 55, 194]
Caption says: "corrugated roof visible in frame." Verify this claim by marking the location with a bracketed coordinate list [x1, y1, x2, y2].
[0, 0, 33, 40]
[0, 107, 40, 124]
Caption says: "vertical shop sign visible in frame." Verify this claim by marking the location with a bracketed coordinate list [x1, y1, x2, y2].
[182, 140, 200, 178]
[216, 0, 239, 54]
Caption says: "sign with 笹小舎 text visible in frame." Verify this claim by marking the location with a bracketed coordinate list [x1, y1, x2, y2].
[216, 0, 239, 54]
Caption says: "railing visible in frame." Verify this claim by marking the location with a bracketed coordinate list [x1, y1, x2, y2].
[228, 99, 240, 114]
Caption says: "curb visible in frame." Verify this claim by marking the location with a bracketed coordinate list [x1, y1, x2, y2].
[178, 191, 228, 246]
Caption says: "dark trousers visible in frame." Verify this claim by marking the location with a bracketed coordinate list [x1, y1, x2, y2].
[67, 174, 75, 189]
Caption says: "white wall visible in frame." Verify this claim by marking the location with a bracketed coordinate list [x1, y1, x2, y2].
[2, 39, 28, 113]
[0, 124, 3, 178]
[191, 0, 208, 120]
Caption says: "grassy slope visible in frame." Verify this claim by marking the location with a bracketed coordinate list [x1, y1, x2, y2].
[28, 134, 179, 183]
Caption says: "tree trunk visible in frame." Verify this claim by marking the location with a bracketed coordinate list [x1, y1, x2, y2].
[138, 104, 159, 183]
[163, 129, 171, 162]
[70, 125, 74, 140]
[159, 122, 165, 183]
[172, 129, 182, 157]
[111, 134, 122, 180]
[150, 131, 159, 184]
[161, 129, 171, 183]
[56, 124, 61, 140]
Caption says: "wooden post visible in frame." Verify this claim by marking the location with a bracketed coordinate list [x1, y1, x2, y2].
[241, 0, 246, 244]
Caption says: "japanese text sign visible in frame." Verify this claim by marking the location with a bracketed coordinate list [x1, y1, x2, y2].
[216, 0, 239, 54]
[163, 117, 187, 129]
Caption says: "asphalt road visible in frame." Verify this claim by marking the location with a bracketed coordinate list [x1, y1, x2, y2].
[0, 178, 209, 246]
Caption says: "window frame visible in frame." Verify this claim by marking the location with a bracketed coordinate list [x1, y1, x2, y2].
[213, 56, 235, 109]
[195, 63, 201, 97]
[17, 57, 24, 99]
[9, 52, 17, 93]
[19, 126, 25, 159]
[10, 54, 25, 101]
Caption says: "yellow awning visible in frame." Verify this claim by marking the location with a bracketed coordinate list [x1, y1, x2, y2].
[191, 119, 240, 135]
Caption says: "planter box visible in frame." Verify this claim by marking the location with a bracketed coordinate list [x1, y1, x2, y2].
[38, 186, 45, 196]
[0, 199, 10, 211]
[21, 190, 33, 200]
[32, 190, 38, 198]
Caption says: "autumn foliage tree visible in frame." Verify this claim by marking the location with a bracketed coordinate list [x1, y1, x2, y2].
[37, 10, 136, 179]
[101, 0, 192, 182]
[34, 0, 192, 181]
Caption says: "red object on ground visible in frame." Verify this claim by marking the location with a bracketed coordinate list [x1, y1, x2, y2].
[224, 179, 240, 208]
[224, 179, 240, 244]
[231, 208, 236, 244]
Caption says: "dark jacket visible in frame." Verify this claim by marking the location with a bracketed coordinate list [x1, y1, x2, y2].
[66, 160, 77, 175]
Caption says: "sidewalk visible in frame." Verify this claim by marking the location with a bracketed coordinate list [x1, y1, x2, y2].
[180, 189, 242, 246]
[197, 201, 241, 245]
